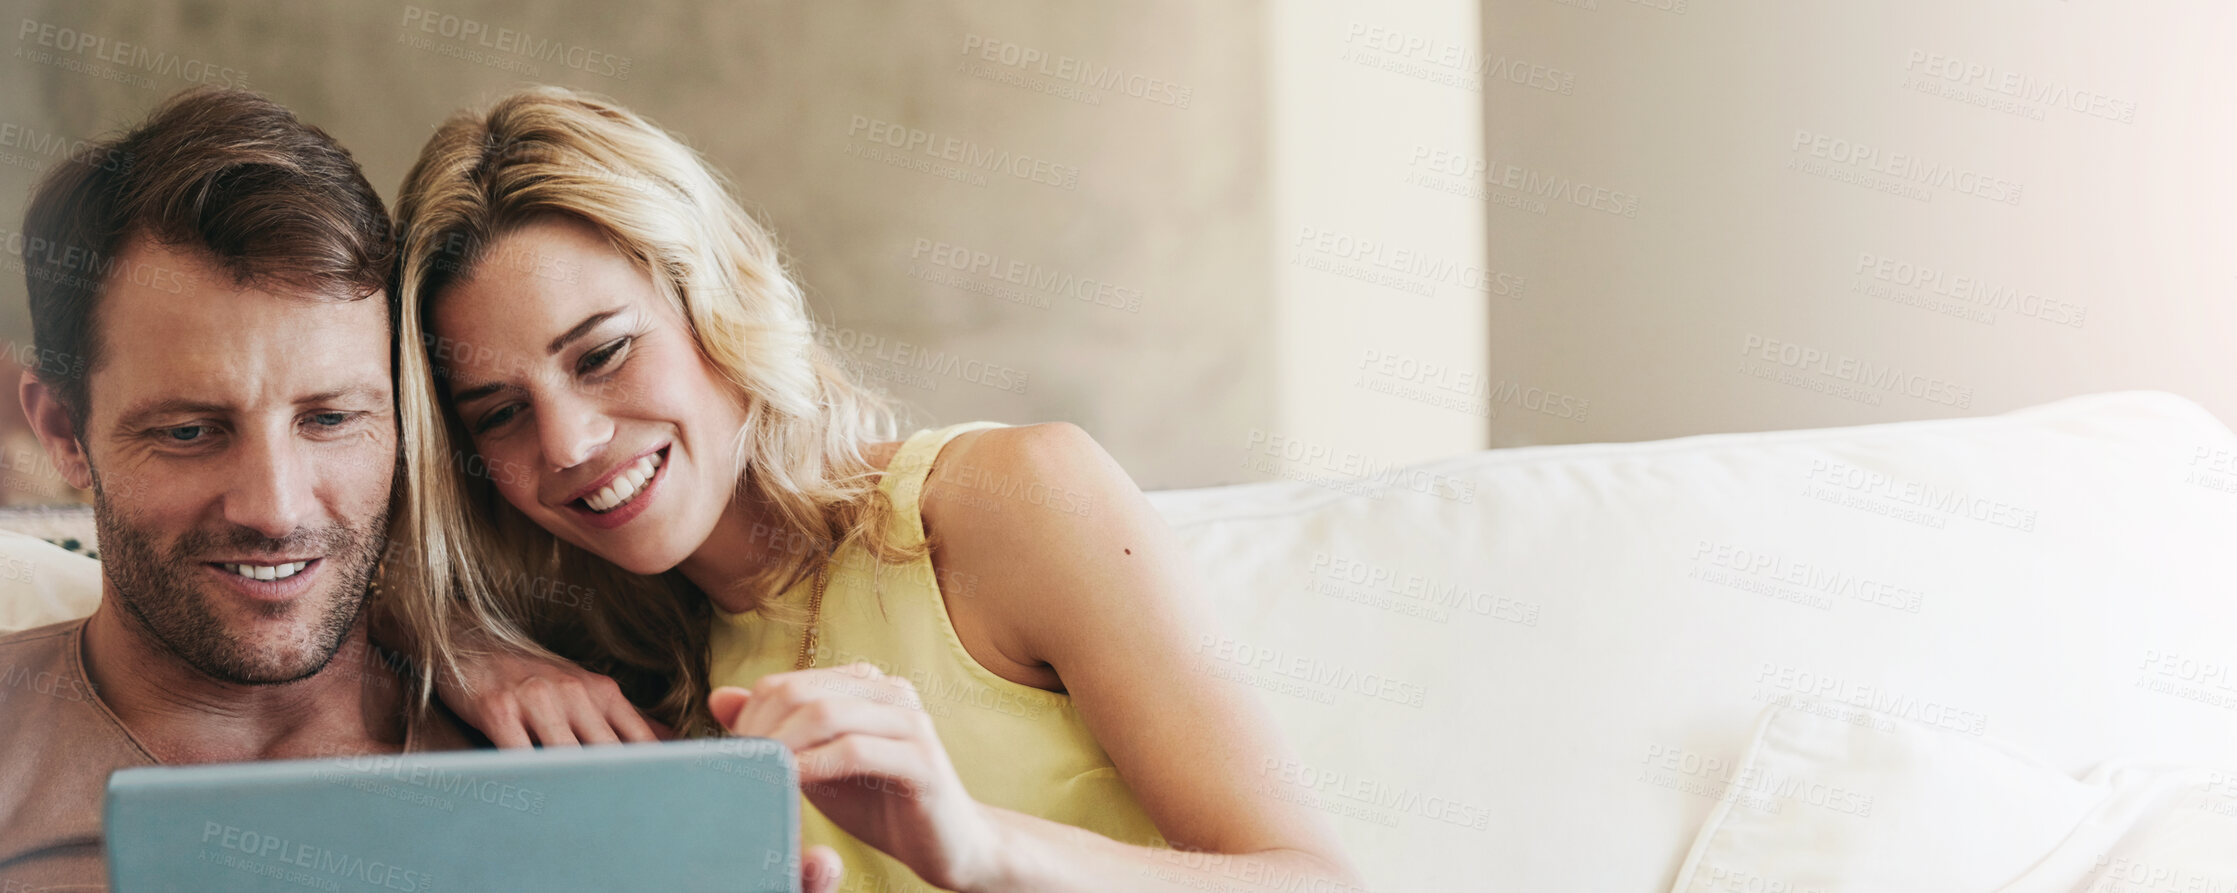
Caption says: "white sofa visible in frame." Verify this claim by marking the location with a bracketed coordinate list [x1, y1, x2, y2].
[11, 391, 2237, 891]
[1148, 390, 2237, 891]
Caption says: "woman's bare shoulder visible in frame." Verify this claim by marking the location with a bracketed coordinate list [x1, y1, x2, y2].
[913, 422, 1123, 688]
[918, 422, 1112, 520]
[863, 422, 1097, 491]
[862, 437, 906, 473]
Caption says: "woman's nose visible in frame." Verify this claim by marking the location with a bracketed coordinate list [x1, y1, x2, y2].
[536, 390, 613, 471]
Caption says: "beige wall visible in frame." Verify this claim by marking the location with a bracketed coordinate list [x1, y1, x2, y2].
[0, 0, 1317, 493]
[1479, 0, 2237, 447]
[8, 0, 2223, 498]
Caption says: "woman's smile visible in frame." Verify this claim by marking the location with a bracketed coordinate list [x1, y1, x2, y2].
[561, 443, 671, 530]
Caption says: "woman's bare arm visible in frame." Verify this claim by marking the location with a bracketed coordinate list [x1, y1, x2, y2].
[920, 422, 1366, 892]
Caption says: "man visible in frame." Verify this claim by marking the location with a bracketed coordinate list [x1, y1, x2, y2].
[0, 87, 840, 892]
[0, 84, 475, 889]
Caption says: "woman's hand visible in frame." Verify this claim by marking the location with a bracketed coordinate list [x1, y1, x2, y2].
[435, 647, 667, 748]
[710, 662, 1009, 893]
[800, 845, 843, 893]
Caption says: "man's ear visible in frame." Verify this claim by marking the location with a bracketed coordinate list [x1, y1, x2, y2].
[20, 369, 94, 491]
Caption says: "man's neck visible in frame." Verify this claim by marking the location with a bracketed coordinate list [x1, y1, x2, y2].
[80, 597, 410, 766]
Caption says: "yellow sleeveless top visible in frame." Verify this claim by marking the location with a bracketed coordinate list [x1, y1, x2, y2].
[707, 421, 1166, 891]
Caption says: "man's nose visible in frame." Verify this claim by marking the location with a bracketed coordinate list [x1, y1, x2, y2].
[223, 429, 314, 541]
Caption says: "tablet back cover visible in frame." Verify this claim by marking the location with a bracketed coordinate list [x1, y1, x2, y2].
[105, 737, 799, 893]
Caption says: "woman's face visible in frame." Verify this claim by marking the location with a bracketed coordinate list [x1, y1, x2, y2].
[432, 215, 746, 575]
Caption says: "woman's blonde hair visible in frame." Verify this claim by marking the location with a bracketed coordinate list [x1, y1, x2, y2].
[387, 85, 916, 737]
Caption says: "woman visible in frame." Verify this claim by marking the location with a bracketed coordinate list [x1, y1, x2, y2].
[387, 86, 1363, 893]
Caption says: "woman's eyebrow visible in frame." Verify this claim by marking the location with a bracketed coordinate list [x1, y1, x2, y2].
[444, 306, 626, 405]
[547, 308, 623, 354]
[449, 379, 515, 405]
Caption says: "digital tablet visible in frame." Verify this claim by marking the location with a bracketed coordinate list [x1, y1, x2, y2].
[105, 737, 800, 893]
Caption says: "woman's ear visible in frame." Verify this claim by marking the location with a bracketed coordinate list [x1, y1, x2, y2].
[19, 369, 94, 491]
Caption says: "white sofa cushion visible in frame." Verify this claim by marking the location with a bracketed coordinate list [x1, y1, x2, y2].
[1668, 705, 2237, 893]
[1668, 705, 2101, 892]
[0, 529, 101, 633]
[1143, 391, 2237, 892]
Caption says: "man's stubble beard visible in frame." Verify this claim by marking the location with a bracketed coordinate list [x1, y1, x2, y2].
[90, 466, 390, 686]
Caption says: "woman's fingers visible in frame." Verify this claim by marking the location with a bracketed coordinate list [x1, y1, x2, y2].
[792, 731, 928, 792]
[526, 720, 580, 748]
[802, 845, 842, 893]
[570, 700, 622, 746]
[546, 675, 622, 746]
[438, 650, 656, 749]
[711, 666, 989, 893]
[714, 665, 937, 797]
[518, 687, 583, 748]
[504, 674, 653, 747]
[569, 670, 656, 744]
[709, 686, 752, 731]
[477, 697, 537, 750]
[604, 698, 661, 743]
[714, 687, 934, 796]
[733, 666, 923, 743]
[764, 692, 925, 756]
[483, 721, 535, 750]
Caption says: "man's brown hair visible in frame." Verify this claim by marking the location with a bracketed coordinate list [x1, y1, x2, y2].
[20, 86, 395, 428]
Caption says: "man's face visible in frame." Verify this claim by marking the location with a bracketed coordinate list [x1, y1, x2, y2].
[77, 238, 396, 685]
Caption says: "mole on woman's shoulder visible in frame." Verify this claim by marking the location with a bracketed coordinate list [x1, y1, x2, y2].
[1124, 548, 1131, 555]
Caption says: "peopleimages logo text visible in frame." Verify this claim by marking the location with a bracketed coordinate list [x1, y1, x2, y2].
[398, 6, 631, 79]
[958, 34, 1193, 108]
[1740, 334, 1973, 409]
[1408, 145, 1640, 218]
[1343, 22, 1575, 95]
[16, 18, 249, 88]
[1854, 252, 2086, 328]
[1903, 50, 2137, 123]
[1790, 129, 2023, 205]
[846, 115, 1079, 190]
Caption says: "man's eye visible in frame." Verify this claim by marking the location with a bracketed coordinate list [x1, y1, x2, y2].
[165, 425, 206, 442]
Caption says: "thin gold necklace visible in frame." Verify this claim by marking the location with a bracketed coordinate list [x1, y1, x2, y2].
[793, 559, 830, 671]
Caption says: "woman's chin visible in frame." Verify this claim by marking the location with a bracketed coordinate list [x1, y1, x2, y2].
[585, 540, 686, 577]
[541, 519, 683, 577]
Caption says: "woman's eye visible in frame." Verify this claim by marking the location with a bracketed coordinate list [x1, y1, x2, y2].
[309, 412, 350, 427]
[476, 403, 522, 434]
[580, 337, 631, 374]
